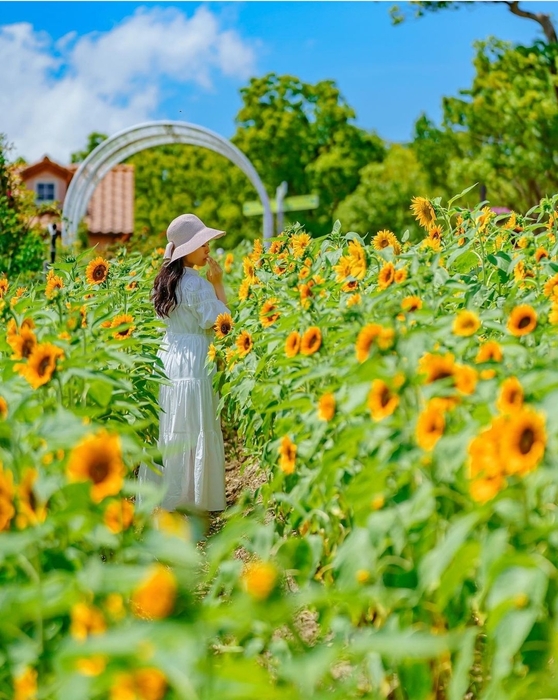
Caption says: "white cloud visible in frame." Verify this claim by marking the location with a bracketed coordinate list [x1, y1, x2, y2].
[0, 6, 257, 162]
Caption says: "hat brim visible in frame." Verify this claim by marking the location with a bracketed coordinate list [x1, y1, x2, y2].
[169, 226, 226, 263]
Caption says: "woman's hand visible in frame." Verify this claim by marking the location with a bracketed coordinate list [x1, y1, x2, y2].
[206, 256, 224, 285]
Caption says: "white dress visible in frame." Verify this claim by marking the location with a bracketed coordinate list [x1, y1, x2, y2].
[138, 267, 229, 512]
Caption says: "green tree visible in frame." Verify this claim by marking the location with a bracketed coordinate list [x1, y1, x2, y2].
[127, 144, 260, 253]
[434, 38, 558, 209]
[0, 136, 45, 276]
[70, 132, 108, 163]
[335, 144, 429, 242]
[232, 73, 385, 235]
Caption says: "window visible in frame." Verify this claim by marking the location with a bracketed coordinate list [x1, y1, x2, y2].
[36, 182, 56, 202]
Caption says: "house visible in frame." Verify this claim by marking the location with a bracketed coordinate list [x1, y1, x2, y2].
[19, 156, 134, 248]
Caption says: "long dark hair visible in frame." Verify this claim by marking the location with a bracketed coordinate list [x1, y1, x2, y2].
[152, 259, 184, 318]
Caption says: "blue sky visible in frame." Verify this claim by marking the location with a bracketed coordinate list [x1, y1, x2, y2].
[0, 1, 554, 162]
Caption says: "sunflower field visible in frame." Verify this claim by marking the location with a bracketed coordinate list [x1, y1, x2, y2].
[1, 191, 558, 699]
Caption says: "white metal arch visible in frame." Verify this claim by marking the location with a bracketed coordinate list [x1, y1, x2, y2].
[61, 120, 273, 246]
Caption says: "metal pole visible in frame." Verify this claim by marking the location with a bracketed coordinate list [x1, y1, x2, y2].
[276, 181, 288, 236]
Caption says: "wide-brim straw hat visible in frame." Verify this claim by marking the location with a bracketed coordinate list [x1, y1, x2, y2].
[163, 213, 226, 263]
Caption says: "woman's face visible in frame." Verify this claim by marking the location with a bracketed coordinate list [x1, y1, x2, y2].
[184, 242, 210, 268]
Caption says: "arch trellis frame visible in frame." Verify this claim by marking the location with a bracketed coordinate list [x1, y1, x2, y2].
[61, 120, 273, 246]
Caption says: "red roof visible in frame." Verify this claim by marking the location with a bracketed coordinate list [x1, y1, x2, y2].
[20, 157, 134, 237]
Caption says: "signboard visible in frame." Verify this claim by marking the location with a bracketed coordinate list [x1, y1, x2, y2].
[243, 194, 319, 216]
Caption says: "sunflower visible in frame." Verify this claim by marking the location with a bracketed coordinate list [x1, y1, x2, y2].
[550, 302, 558, 325]
[0, 278, 8, 298]
[503, 212, 517, 231]
[0, 462, 14, 531]
[278, 435, 296, 474]
[401, 296, 422, 312]
[299, 283, 313, 309]
[507, 304, 537, 337]
[496, 376, 524, 414]
[14, 342, 64, 389]
[298, 266, 311, 280]
[342, 279, 359, 292]
[242, 561, 277, 601]
[70, 603, 106, 641]
[418, 352, 456, 384]
[112, 669, 167, 698]
[410, 196, 436, 229]
[259, 299, 280, 328]
[45, 272, 64, 299]
[333, 256, 352, 282]
[355, 323, 382, 362]
[85, 256, 110, 285]
[368, 379, 399, 421]
[66, 430, 124, 502]
[0, 397, 7, 420]
[470, 475, 506, 503]
[416, 402, 445, 451]
[543, 274, 558, 298]
[347, 241, 367, 279]
[242, 256, 256, 281]
[235, 330, 253, 357]
[453, 310, 481, 337]
[290, 232, 312, 259]
[535, 248, 549, 263]
[500, 408, 546, 476]
[317, 393, 336, 421]
[300, 326, 322, 355]
[16, 468, 47, 529]
[285, 331, 301, 358]
[377, 261, 395, 290]
[131, 563, 177, 620]
[377, 327, 395, 350]
[395, 266, 408, 284]
[8, 326, 37, 360]
[454, 364, 478, 395]
[373, 230, 400, 254]
[269, 240, 283, 255]
[125, 281, 138, 291]
[224, 252, 234, 273]
[104, 498, 135, 534]
[238, 278, 251, 301]
[347, 293, 361, 307]
[250, 238, 263, 263]
[477, 206, 494, 233]
[10, 286, 27, 308]
[110, 313, 135, 340]
[213, 312, 233, 339]
[475, 340, 502, 364]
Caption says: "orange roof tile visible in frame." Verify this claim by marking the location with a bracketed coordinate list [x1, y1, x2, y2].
[86, 165, 134, 236]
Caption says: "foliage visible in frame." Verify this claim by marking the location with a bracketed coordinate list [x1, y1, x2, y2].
[232, 73, 385, 236]
[210, 193, 558, 699]
[126, 144, 260, 254]
[0, 136, 45, 277]
[70, 132, 108, 163]
[334, 144, 430, 242]
[3, 191, 558, 697]
[439, 39, 558, 210]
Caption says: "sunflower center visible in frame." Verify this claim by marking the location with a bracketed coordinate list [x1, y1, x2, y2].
[431, 369, 453, 382]
[380, 387, 391, 408]
[220, 322, 231, 334]
[38, 356, 51, 376]
[308, 333, 319, 349]
[519, 428, 535, 455]
[518, 316, 532, 329]
[93, 265, 106, 281]
[89, 459, 110, 484]
[22, 339, 35, 358]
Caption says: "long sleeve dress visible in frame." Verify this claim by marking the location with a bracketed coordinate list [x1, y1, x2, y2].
[138, 267, 229, 512]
